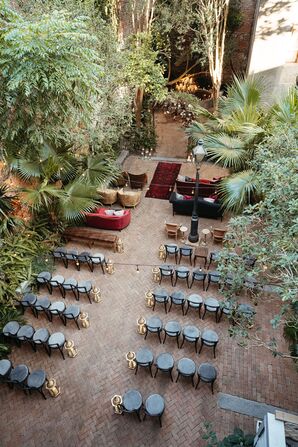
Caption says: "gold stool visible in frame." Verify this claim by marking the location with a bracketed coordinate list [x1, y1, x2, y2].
[92, 287, 102, 303]
[116, 238, 124, 253]
[125, 351, 136, 369]
[137, 317, 146, 335]
[158, 245, 166, 260]
[64, 340, 78, 358]
[79, 312, 90, 328]
[111, 395, 123, 414]
[145, 290, 154, 308]
[152, 267, 160, 283]
[106, 259, 115, 274]
[46, 378, 61, 398]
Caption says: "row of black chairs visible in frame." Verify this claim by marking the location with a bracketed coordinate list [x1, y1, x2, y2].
[133, 348, 218, 393]
[20, 294, 82, 329]
[36, 272, 93, 303]
[159, 265, 261, 293]
[143, 317, 219, 357]
[3, 321, 68, 359]
[116, 389, 165, 427]
[53, 247, 106, 273]
[163, 244, 256, 269]
[0, 359, 47, 399]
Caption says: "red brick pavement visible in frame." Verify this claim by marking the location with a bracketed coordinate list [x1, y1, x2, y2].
[1, 157, 297, 447]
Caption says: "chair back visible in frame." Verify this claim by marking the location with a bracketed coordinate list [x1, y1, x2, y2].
[212, 228, 226, 242]
[165, 223, 179, 238]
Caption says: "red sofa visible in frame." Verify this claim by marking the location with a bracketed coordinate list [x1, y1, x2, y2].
[85, 208, 131, 231]
[176, 178, 220, 197]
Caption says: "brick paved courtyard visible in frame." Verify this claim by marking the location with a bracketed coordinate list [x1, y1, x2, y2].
[1, 156, 297, 447]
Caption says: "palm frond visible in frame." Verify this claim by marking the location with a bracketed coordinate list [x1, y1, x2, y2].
[14, 159, 43, 181]
[21, 182, 64, 212]
[204, 134, 248, 170]
[60, 181, 99, 223]
[79, 154, 120, 186]
[270, 87, 298, 126]
[221, 75, 268, 114]
[218, 170, 258, 213]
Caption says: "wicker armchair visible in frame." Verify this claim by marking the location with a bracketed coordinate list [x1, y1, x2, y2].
[165, 223, 180, 240]
[128, 172, 148, 189]
[212, 228, 227, 243]
[97, 188, 118, 205]
[117, 189, 142, 208]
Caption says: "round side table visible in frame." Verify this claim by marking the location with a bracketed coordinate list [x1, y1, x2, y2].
[179, 226, 188, 242]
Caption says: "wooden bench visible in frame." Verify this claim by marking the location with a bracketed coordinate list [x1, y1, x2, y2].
[63, 227, 119, 252]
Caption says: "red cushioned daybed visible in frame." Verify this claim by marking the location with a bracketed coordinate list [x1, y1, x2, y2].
[85, 208, 131, 231]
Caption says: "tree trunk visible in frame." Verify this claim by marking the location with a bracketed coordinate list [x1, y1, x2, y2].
[212, 81, 221, 111]
[134, 87, 144, 128]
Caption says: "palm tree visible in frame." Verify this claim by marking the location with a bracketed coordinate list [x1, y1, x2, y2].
[4, 142, 119, 226]
[0, 184, 20, 235]
[187, 76, 283, 213]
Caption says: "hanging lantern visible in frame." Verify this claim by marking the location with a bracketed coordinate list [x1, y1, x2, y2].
[111, 395, 123, 414]
[125, 351, 136, 369]
[116, 238, 124, 253]
[79, 312, 90, 328]
[152, 267, 161, 283]
[158, 244, 166, 260]
[92, 287, 102, 303]
[46, 378, 61, 398]
[106, 259, 115, 275]
[64, 340, 78, 358]
[137, 317, 146, 335]
[145, 290, 154, 308]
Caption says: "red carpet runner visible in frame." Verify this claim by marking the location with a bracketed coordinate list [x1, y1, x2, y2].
[145, 162, 181, 200]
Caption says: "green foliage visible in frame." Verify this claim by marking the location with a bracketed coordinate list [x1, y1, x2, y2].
[203, 423, 254, 447]
[125, 33, 167, 101]
[0, 224, 58, 306]
[0, 7, 102, 149]
[0, 184, 21, 235]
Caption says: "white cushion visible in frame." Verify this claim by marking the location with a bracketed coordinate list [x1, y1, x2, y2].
[176, 193, 184, 200]
[104, 209, 115, 215]
[177, 175, 186, 181]
[203, 198, 215, 203]
[114, 210, 124, 217]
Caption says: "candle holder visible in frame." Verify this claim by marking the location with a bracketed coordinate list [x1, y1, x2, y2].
[46, 378, 61, 398]
[64, 340, 78, 358]
[137, 317, 146, 335]
[116, 238, 124, 253]
[111, 395, 123, 414]
[158, 244, 166, 261]
[152, 267, 161, 283]
[79, 312, 90, 328]
[145, 290, 154, 308]
[125, 351, 136, 369]
[92, 287, 102, 303]
[106, 259, 115, 275]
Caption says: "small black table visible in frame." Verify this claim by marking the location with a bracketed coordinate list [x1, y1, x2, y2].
[200, 329, 219, 358]
[176, 358, 196, 387]
[144, 394, 165, 427]
[145, 316, 163, 343]
[163, 321, 181, 347]
[180, 325, 201, 352]
[122, 389, 142, 421]
[154, 353, 174, 381]
[135, 348, 154, 377]
[196, 363, 217, 393]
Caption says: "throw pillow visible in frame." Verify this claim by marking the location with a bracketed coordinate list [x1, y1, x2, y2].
[104, 209, 115, 216]
[199, 179, 211, 184]
[175, 193, 184, 200]
[183, 195, 193, 200]
[185, 176, 195, 182]
[203, 197, 215, 203]
[114, 210, 124, 217]
[209, 194, 218, 200]
[177, 175, 186, 181]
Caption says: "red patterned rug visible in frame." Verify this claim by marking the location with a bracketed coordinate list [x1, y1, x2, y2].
[145, 162, 181, 200]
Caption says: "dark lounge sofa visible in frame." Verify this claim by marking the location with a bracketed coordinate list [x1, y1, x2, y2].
[169, 192, 223, 220]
